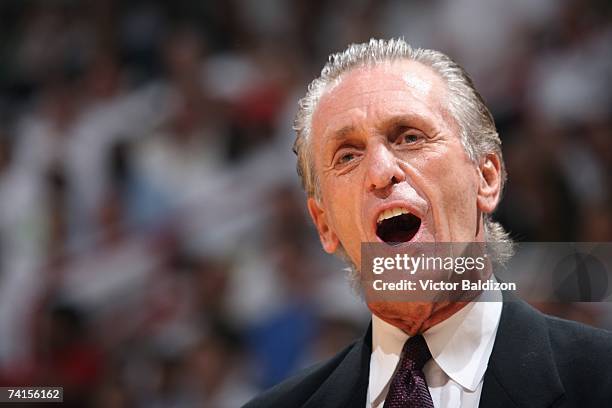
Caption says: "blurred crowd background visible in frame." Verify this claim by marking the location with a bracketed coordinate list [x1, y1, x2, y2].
[0, 0, 610, 406]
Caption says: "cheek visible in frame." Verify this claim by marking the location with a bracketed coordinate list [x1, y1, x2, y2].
[322, 176, 365, 248]
[420, 146, 479, 223]
[438, 163, 478, 204]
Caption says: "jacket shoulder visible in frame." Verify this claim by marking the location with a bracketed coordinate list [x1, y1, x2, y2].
[243, 341, 356, 408]
[546, 313, 612, 363]
[545, 314, 612, 401]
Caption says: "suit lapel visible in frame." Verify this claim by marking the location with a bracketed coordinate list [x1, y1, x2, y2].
[303, 324, 372, 408]
[299, 293, 566, 408]
[479, 292, 565, 408]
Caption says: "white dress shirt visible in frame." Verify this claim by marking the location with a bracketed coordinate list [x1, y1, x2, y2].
[367, 289, 502, 408]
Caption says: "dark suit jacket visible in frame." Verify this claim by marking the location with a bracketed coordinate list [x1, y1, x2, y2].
[244, 294, 612, 407]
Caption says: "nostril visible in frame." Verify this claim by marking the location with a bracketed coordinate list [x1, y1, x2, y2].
[371, 176, 399, 192]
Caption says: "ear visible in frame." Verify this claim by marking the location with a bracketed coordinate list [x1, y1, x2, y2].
[307, 197, 339, 254]
[476, 153, 502, 214]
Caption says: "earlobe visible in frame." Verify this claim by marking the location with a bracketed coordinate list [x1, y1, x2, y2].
[476, 154, 502, 214]
[307, 197, 339, 254]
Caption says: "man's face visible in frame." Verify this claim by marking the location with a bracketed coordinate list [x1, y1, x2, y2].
[307, 60, 501, 332]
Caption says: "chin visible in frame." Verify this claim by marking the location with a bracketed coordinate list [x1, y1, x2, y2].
[368, 301, 435, 334]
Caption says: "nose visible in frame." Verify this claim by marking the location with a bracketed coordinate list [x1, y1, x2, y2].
[365, 144, 405, 193]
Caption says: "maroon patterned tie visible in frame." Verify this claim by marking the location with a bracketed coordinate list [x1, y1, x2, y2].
[383, 335, 434, 408]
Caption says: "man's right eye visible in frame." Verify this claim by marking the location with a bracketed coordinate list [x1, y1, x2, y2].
[332, 145, 362, 169]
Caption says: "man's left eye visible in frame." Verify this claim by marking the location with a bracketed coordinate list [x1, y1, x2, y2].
[399, 132, 423, 144]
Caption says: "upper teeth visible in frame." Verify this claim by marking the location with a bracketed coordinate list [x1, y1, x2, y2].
[377, 207, 411, 224]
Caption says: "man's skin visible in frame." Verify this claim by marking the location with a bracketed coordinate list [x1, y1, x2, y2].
[306, 60, 503, 335]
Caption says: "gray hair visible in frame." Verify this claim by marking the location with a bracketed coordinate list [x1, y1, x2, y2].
[293, 38, 513, 266]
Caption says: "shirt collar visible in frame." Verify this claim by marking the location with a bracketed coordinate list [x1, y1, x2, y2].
[369, 289, 502, 404]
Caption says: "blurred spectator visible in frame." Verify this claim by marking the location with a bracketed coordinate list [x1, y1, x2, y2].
[184, 326, 256, 408]
[26, 302, 104, 407]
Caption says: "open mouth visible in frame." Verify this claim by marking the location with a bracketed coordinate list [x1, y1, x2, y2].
[376, 208, 422, 245]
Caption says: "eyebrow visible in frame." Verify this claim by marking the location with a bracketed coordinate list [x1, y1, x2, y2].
[321, 125, 361, 153]
[329, 125, 357, 143]
[376, 114, 427, 135]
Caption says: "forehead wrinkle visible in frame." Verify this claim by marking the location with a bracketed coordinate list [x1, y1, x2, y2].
[318, 78, 447, 126]
[312, 60, 456, 152]
[318, 89, 433, 127]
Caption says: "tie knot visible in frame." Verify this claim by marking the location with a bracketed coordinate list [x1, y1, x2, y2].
[399, 335, 431, 372]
